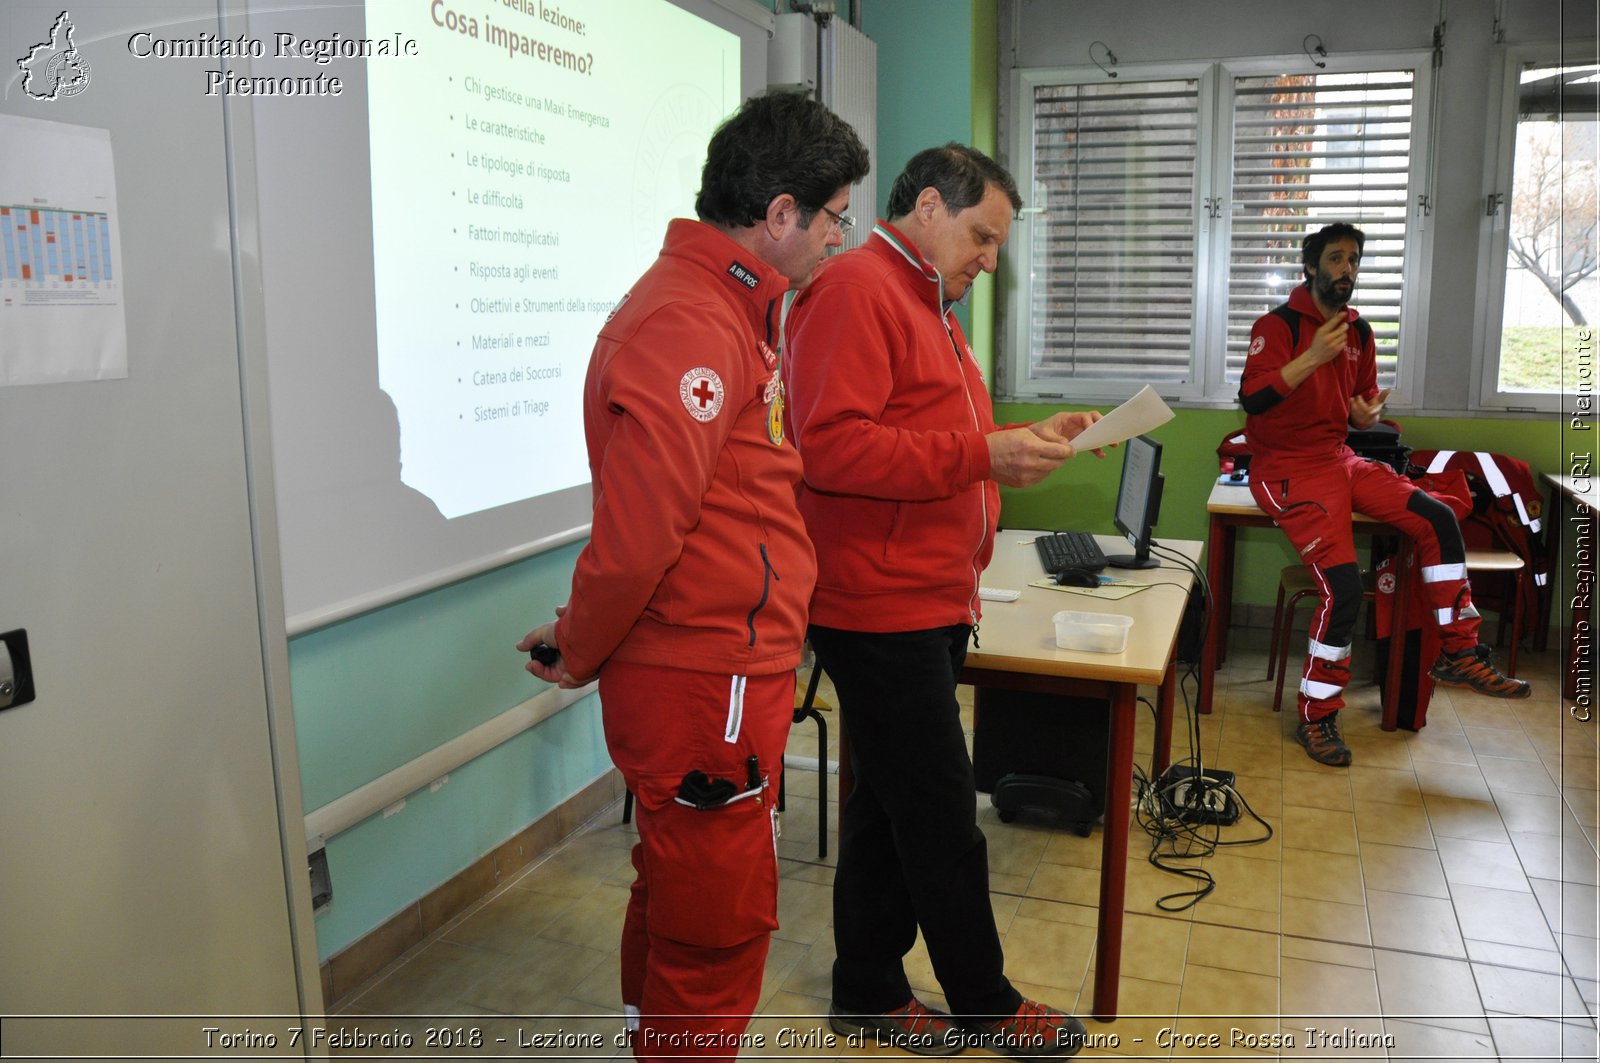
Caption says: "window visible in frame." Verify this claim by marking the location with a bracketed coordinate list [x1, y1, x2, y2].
[1024, 74, 1204, 384]
[1006, 55, 1433, 405]
[1477, 47, 1599, 409]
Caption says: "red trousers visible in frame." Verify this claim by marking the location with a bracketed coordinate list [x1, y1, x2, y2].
[599, 661, 793, 1061]
[1252, 454, 1480, 722]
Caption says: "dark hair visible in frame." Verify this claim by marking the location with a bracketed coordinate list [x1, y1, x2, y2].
[885, 142, 1022, 220]
[1301, 222, 1366, 282]
[695, 92, 870, 228]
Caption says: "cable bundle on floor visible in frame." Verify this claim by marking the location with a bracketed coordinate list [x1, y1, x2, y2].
[1130, 543, 1275, 911]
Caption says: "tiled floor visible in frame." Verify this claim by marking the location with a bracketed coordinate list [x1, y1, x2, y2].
[334, 629, 1599, 1060]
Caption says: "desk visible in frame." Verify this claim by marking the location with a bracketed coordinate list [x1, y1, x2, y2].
[1199, 483, 1416, 730]
[963, 531, 1200, 1021]
[1544, 473, 1598, 700]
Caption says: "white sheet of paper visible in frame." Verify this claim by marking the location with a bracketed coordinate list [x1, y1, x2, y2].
[1067, 384, 1174, 452]
[0, 114, 128, 387]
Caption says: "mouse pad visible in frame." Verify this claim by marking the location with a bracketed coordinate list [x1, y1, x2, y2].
[1027, 577, 1149, 600]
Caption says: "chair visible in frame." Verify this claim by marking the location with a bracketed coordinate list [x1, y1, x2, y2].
[621, 660, 832, 860]
[791, 662, 830, 860]
[1266, 564, 1377, 713]
[1464, 548, 1528, 677]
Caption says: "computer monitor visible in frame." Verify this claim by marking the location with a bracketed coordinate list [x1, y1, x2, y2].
[1109, 434, 1164, 569]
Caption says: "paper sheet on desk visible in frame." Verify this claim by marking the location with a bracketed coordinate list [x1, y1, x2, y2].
[1068, 385, 1174, 452]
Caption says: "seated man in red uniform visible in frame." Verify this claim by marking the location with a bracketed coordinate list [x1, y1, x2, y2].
[518, 93, 869, 1058]
[1239, 222, 1530, 767]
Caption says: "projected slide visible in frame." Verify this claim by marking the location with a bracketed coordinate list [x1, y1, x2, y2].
[367, 0, 739, 518]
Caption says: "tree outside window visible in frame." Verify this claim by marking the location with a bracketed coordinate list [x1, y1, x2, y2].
[1496, 62, 1598, 394]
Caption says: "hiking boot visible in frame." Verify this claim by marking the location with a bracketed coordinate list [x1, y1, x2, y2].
[1430, 644, 1531, 698]
[1295, 713, 1352, 767]
[959, 999, 1087, 1060]
[829, 998, 964, 1056]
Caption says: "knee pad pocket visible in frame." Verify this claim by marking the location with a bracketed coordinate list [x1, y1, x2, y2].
[1323, 562, 1364, 645]
[1406, 489, 1467, 562]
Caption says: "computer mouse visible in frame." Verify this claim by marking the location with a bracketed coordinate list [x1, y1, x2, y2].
[1054, 567, 1100, 588]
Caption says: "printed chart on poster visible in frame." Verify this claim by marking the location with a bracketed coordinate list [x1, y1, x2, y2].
[0, 114, 128, 386]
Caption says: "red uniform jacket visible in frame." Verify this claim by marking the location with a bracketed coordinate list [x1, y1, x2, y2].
[554, 220, 815, 679]
[784, 222, 999, 633]
[1239, 283, 1379, 480]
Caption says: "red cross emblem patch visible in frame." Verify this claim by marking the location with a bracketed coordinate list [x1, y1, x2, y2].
[679, 367, 725, 422]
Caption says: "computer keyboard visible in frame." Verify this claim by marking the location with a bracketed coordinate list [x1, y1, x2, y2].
[1034, 531, 1109, 574]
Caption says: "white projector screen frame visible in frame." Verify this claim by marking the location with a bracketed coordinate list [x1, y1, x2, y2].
[248, 0, 775, 633]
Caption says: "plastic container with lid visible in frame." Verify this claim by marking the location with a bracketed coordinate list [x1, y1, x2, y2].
[1053, 610, 1133, 653]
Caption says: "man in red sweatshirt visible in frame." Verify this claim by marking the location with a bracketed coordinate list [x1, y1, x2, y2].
[518, 93, 868, 1058]
[785, 144, 1095, 1061]
[1239, 222, 1529, 768]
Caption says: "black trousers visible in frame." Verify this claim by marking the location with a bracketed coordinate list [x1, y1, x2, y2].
[809, 623, 1021, 1019]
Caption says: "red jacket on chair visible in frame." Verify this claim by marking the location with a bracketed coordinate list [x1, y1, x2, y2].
[1410, 449, 1548, 625]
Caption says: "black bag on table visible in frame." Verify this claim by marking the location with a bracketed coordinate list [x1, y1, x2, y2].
[1347, 420, 1410, 474]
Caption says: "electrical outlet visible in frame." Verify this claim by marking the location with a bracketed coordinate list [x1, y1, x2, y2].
[1158, 765, 1241, 826]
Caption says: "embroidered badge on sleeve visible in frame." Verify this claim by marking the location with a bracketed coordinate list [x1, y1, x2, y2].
[679, 367, 726, 422]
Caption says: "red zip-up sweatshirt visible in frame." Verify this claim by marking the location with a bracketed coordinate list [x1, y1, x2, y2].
[554, 220, 815, 679]
[784, 222, 998, 632]
[1239, 282, 1378, 479]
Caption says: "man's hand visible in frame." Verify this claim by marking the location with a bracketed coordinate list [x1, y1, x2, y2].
[1279, 313, 1351, 391]
[516, 606, 588, 688]
[1306, 312, 1349, 368]
[1029, 410, 1110, 458]
[1349, 388, 1391, 431]
[987, 426, 1073, 488]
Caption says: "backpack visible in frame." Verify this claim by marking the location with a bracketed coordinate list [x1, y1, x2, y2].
[1370, 467, 1475, 731]
[1346, 420, 1410, 474]
[1217, 428, 1252, 474]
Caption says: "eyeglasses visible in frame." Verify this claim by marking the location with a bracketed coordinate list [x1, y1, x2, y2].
[818, 204, 855, 233]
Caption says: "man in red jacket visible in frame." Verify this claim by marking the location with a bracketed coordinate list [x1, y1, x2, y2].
[1239, 222, 1529, 768]
[785, 144, 1095, 1060]
[518, 93, 868, 1059]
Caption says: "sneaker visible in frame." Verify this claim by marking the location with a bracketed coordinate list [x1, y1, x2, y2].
[959, 999, 1087, 1060]
[829, 998, 964, 1056]
[1430, 644, 1531, 698]
[1295, 713, 1352, 767]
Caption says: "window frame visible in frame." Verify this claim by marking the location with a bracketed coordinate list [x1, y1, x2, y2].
[1472, 40, 1599, 414]
[1002, 51, 1435, 409]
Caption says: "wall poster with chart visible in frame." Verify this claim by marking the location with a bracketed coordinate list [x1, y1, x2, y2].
[0, 113, 128, 386]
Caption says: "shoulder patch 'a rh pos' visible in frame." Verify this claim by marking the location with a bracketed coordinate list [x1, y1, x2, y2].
[679, 367, 725, 422]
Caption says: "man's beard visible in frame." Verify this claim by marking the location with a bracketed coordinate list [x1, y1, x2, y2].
[1316, 271, 1354, 309]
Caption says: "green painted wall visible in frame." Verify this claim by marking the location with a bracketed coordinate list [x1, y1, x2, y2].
[291, 543, 609, 961]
